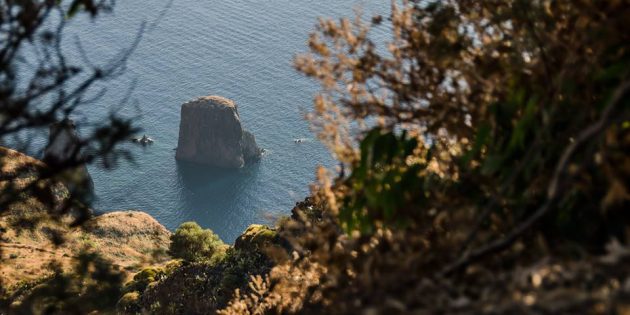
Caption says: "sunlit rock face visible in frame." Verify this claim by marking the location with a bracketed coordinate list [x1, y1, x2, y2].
[175, 96, 261, 168]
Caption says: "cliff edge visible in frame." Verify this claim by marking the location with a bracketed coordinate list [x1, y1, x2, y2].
[0, 147, 171, 290]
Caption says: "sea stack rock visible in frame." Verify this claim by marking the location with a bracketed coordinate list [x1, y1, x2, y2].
[175, 96, 261, 168]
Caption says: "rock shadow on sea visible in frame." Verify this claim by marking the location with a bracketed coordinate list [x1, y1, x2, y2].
[174, 159, 262, 241]
[175, 159, 261, 191]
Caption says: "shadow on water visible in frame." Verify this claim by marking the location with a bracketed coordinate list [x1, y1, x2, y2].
[175, 159, 262, 242]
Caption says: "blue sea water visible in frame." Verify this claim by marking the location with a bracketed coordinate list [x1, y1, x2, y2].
[57, 0, 389, 242]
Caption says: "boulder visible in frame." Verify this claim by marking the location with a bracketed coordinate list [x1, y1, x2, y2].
[175, 96, 261, 168]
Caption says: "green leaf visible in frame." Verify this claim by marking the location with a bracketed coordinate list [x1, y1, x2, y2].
[68, 1, 83, 18]
[481, 155, 504, 175]
[462, 123, 490, 165]
[508, 96, 538, 152]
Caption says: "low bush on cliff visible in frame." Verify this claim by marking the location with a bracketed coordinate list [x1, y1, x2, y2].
[133, 237, 276, 314]
[169, 222, 227, 264]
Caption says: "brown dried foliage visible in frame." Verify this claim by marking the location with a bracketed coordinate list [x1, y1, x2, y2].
[221, 1, 630, 314]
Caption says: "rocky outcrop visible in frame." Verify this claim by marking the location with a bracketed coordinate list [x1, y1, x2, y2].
[242, 130, 261, 162]
[175, 96, 261, 168]
[43, 118, 94, 202]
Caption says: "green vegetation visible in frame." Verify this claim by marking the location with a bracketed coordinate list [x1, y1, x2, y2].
[340, 129, 431, 233]
[126, 225, 277, 314]
[233, 224, 278, 251]
[116, 260, 182, 314]
[116, 291, 141, 314]
[169, 222, 227, 263]
[123, 267, 166, 294]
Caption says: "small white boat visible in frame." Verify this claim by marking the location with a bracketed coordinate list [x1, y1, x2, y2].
[132, 134, 154, 145]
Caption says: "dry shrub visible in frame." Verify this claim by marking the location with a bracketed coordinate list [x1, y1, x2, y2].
[221, 1, 630, 314]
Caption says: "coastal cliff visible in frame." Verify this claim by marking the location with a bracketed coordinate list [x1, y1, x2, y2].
[0, 147, 171, 305]
[175, 96, 261, 168]
[0, 146, 281, 314]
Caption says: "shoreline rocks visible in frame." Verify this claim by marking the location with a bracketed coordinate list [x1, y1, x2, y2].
[175, 96, 261, 168]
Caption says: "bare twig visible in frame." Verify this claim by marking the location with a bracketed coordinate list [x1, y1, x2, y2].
[456, 136, 542, 256]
